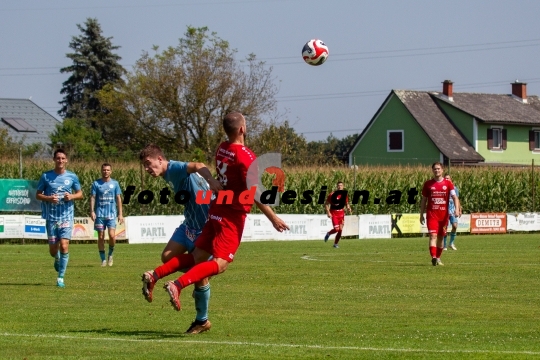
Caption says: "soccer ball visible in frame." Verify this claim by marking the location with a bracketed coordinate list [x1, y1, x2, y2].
[302, 39, 329, 66]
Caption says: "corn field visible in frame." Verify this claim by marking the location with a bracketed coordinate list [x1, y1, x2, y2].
[0, 159, 538, 216]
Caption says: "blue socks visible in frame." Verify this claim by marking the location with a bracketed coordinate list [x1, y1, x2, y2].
[193, 283, 211, 322]
[450, 232, 456, 245]
[58, 252, 69, 278]
[52, 251, 60, 271]
[108, 246, 114, 257]
[99, 250, 106, 262]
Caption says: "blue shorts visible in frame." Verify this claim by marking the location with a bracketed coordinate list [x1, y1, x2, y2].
[448, 215, 458, 225]
[94, 217, 116, 231]
[170, 223, 202, 253]
[46, 220, 73, 244]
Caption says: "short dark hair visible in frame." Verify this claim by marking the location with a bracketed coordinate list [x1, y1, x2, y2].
[101, 163, 112, 169]
[139, 144, 166, 161]
[223, 112, 244, 136]
[53, 149, 67, 159]
[337, 181, 344, 185]
[431, 161, 444, 169]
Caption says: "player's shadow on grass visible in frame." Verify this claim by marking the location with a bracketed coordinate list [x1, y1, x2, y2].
[74, 328, 189, 339]
[0, 282, 45, 286]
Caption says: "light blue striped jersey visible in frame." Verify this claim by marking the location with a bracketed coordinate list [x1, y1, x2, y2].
[164, 161, 210, 230]
[91, 179, 122, 219]
[37, 170, 82, 222]
[448, 186, 459, 214]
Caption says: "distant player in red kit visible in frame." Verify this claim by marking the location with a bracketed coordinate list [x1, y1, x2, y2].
[324, 181, 352, 248]
[420, 162, 461, 266]
[141, 112, 289, 331]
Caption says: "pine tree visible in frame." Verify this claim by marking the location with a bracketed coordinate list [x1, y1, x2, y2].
[58, 18, 124, 125]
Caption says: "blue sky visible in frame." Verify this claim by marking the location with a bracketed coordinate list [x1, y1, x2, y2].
[1, 0, 540, 141]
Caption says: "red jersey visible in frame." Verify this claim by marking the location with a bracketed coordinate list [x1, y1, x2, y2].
[214, 141, 256, 213]
[326, 191, 349, 217]
[421, 178, 455, 221]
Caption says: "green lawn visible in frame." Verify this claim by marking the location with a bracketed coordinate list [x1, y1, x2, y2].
[1, 235, 540, 359]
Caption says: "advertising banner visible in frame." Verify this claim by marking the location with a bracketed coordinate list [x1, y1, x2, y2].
[470, 213, 506, 234]
[0, 179, 41, 212]
[392, 213, 421, 235]
[126, 215, 183, 244]
[0, 215, 25, 238]
[247, 214, 312, 241]
[308, 216, 332, 240]
[359, 214, 392, 239]
[455, 214, 471, 233]
[506, 213, 540, 231]
[71, 217, 127, 240]
[72, 217, 95, 240]
[342, 215, 359, 237]
[23, 215, 47, 239]
[243, 214, 342, 242]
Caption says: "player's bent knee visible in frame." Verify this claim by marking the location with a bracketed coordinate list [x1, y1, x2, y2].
[194, 277, 209, 287]
[213, 258, 229, 274]
[161, 251, 172, 264]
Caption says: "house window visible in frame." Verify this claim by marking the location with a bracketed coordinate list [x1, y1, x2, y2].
[487, 127, 506, 150]
[529, 130, 540, 151]
[387, 130, 404, 152]
[492, 128, 501, 148]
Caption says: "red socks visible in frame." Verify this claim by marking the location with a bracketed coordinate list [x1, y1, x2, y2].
[154, 253, 195, 279]
[334, 231, 342, 245]
[429, 246, 444, 258]
[178, 260, 220, 288]
[328, 229, 338, 235]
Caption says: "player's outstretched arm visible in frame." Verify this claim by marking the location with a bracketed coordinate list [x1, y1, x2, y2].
[255, 201, 290, 232]
[186, 162, 223, 192]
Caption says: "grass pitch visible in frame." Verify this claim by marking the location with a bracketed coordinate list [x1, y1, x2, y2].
[1, 234, 540, 359]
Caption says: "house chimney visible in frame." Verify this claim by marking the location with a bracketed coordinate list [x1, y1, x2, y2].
[511, 80, 527, 103]
[442, 80, 453, 101]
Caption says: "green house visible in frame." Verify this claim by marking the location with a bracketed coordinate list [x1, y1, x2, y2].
[348, 81, 540, 166]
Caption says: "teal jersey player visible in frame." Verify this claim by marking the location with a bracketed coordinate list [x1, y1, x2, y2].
[164, 160, 211, 232]
[139, 144, 223, 334]
[91, 178, 122, 219]
[90, 163, 124, 267]
[37, 170, 81, 223]
[36, 149, 83, 288]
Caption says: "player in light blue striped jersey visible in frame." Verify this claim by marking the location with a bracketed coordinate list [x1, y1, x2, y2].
[36, 149, 83, 288]
[90, 163, 124, 267]
[139, 144, 222, 334]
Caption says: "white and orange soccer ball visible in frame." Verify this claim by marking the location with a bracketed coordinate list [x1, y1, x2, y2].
[302, 39, 329, 66]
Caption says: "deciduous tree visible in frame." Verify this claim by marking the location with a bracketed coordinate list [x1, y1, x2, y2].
[98, 26, 278, 159]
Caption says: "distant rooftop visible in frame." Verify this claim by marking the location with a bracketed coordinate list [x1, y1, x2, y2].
[0, 98, 61, 147]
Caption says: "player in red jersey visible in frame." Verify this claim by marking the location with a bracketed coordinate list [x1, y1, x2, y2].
[420, 162, 461, 266]
[324, 181, 352, 248]
[141, 112, 289, 328]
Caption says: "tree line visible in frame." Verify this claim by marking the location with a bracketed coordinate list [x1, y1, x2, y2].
[1, 19, 357, 165]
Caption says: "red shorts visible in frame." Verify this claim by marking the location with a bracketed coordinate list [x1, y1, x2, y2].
[426, 216, 449, 236]
[331, 214, 345, 230]
[195, 208, 247, 262]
